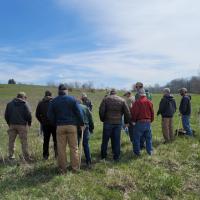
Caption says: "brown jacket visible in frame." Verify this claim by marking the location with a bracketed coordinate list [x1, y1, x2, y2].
[99, 95, 131, 124]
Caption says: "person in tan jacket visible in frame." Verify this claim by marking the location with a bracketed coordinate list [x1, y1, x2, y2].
[5, 92, 32, 161]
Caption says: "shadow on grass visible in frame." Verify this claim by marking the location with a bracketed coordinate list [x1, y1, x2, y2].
[0, 164, 57, 194]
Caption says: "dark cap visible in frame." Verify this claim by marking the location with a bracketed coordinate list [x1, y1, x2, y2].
[45, 90, 52, 97]
[58, 84, 67, 91]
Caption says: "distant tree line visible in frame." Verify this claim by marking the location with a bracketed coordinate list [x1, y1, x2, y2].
[47, 81, 95, 92]
[147, 75, 200, 94]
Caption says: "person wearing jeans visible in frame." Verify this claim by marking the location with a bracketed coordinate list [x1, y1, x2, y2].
[77, 101, 94, 167]
[133, 122, 152, 155]
[179, 88, 193, 136]
[131, 88, 154, 156]
[101, 123, 122, 160]
[99, 89, 131, 161]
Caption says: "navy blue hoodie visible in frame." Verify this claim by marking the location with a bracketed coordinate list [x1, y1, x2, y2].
[179, 95, 191, 115]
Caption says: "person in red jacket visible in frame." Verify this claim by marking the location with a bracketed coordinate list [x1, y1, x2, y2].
[131, 88, 154, 156]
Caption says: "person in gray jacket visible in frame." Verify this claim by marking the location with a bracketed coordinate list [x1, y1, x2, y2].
[5, 92, 32, 161]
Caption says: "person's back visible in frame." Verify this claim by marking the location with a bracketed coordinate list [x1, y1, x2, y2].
[130, 88, 154, 156]
[36, 91, 57, 160]
[47, 84, 84, 173]
[49, 95, 83, 126]
[36, 96, 53, 125]
[99, 95, 130, 124]
[158, 95, 176, 118]
[4, 92, 32, 161]
[5, 98, 31, 126]
[99, 89, 131, 161]
[131, 96, 154, 123]
[157, 88, 176, 143]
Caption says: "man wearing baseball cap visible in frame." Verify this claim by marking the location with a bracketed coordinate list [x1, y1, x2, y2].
[179, 88, 193, 136]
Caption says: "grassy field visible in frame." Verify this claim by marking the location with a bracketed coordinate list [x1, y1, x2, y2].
[0, 84, 200, 200]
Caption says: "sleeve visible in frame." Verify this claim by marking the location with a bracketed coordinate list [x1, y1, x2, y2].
[87, 109, 94, 133]
[123, 101, 131, 124]
[47, 101, 56, 125]
[4, 104, 10, 125]
[150, 102, 154, 122]
[157, 98, 165, 116]
[173, 99, 177, 113]
[74, 101, 84, 126]
[180, 97, 188, 114]
[131, 102, 138, 123]
[35, 102, 42, 123]
[99, 98, 106, 122]
[25, 103, 32, 126]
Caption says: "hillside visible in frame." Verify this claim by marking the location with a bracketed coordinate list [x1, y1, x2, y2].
[0, 84, 200, 200]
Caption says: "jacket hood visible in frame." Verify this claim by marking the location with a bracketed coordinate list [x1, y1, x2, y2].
[164, 95, 174, 101]
[13, 98, 26, 106]
[42, 96, 53, 102]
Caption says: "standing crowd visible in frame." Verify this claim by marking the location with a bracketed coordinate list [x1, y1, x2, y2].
[4, 82, 193, 173]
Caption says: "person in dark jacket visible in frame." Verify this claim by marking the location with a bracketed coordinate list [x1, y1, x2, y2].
[179, 88, 192, 136]
[81, 93, 93, 112]
[157, 88, 176, 143]
[131, 88, 154, 156]
[47, 84, 84, 173]
[99, 89, 131, 161]
[4, 92, 32, 161]
[77, 100, 94, 168]
[36, 90, 57, 160]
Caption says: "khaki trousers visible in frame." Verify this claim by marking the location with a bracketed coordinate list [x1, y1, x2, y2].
[56, 125, 79, 172]
[162, 118, 174, 142]
[8, 124, 29, 159]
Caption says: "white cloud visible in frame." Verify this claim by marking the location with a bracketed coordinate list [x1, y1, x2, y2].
[54, 0, 200, 84]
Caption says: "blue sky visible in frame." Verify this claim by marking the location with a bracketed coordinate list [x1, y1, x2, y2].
[0, 0, 200, 88]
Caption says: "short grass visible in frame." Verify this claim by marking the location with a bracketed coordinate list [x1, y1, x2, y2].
[0, 84, 200, 200]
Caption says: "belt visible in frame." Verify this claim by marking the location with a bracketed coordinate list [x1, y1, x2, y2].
[137, 119, 151, 123]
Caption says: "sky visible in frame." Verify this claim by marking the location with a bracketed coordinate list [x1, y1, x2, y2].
[0, 0, 200, 89]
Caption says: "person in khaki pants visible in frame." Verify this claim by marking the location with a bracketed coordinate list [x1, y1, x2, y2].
[157, 88, 176, 143]
[48, 84, 84, 173]
[4, 92, 32, 160]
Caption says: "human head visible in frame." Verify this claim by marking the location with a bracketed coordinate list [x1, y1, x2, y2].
[45, 90, 52, 97]
[163, 88, 170, 95]
[135, 82, 143, 91]
[123, 91, 131, 98]
[81, 93, 87, 99]
[58, 84, 68, 95]
[17, 92, 27, 100]
[179, 88, 187, 96]
[138, 88, 146, 97]
[110, 88, 117, 95]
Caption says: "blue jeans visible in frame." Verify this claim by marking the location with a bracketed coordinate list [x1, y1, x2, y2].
[101, 123, 121, 160]
[129, 124, 135, 142]
[78, 127, 91, 164]
[182, 115, 193, 136]
[133, 122, 153, 155]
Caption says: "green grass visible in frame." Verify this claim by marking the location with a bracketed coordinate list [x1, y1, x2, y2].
[0, 84, 200, 200]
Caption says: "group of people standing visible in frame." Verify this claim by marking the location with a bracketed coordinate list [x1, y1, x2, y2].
[4, 82, 193, 173]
